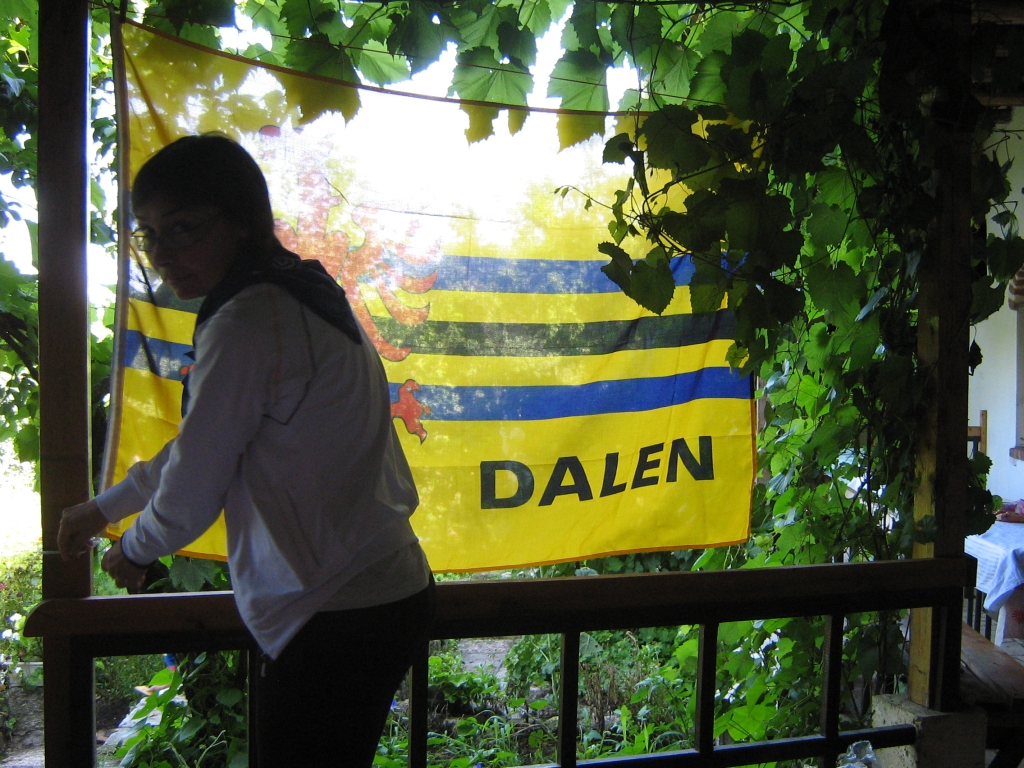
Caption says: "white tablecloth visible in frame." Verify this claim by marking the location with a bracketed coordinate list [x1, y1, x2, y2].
[965, 522, 1024, 612]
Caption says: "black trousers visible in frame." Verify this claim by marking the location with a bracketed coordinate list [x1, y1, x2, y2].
[253, 579, 436, 767]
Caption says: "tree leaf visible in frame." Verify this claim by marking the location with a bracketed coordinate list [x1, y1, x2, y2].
[279, 0, 334, 37]
[630, 256, 675, 314]
[688, 51, 728, 106]
[459, 4, 515, 55]
[642, 43, 699, 101]
[508, 108, 528, 135]
[497, 21, 538, 68]
[352, 40, 411, 86]
[603, 133, 633, 164]
[726, 198, 760, 252]
[642, 104, 710, 173]
[697, 11, 745, 56]
[806, 202, 847, 248]
[548, 50, 609, 111]
[388, 4, 448, 74]
[762, 278, 804, 324]
[805, 261, 863, 314]
[610, 3, 662, 60]
[461, 103, 499, 143]
[452, 48, 532, 105]
[168, 557, 218, 592]
[158, 0, 236, 31]
[562, 0, 600, 54]
[281, 40, 361, 123]
[556, 112, 606, 149]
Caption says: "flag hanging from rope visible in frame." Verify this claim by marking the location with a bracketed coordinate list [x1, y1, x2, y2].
[104, 21, 754, 571]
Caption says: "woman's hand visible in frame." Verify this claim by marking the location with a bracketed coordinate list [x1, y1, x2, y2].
[101, 542, 148, 592]
[57, 500, 108, 561]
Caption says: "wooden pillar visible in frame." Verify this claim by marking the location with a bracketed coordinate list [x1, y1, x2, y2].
[38, 0, 95, 764]
[907, 0, 973, 710]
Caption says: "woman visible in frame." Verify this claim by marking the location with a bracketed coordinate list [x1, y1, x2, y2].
[57, 134, 434, 767]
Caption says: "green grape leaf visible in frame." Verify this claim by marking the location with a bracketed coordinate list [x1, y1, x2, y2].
[688, 51, 728, 106]
[388, 4, 448, 74]
[461, 103, 500, 143]
[497, 21, 538, 68]
[603, 133, 633, 164]
[516, 0, 554, 36]
[689, 257, 729, 314]
[459, 4, 515, 55]
[805, 261, 863, 314]
[762, 277, 805, 324]
[244, 0, 288, 36]
[548, 50, 609, 111]
[168, 557, 218, 593]
[806, 202, 847, 248]
[610, 3, 662, 58]
[642, 43, 699, 101]
[279, 0, 334, 37]
[563, 0, 600, 53]
[352, 41, 411, 86]
[641, 104, 709, 173]
[452, 48, 532, 105]
[697, 11, 745, 56]
[629, 256, 675, 314]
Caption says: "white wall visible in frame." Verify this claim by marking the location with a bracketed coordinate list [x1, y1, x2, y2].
[969, 107, 1024, 500]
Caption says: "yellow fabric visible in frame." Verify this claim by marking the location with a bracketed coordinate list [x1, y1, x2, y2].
[106, 22, 754, 570]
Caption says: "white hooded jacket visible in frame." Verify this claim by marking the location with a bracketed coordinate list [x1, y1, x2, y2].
[96, 283, 425, 658]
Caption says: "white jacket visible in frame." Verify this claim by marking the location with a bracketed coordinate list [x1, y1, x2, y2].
[96, 283, 422, 657]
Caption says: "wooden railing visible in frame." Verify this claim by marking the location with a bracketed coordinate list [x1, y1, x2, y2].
[26, 557, 975, 768]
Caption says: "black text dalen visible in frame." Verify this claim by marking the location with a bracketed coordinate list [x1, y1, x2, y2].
[480, 436, 714, 509]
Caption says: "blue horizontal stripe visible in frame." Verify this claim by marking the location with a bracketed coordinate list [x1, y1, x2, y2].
[123, 331, 192, 381]
[388, 367, 751, 421]
[431, 255, 695, 294]
[124, 329, 748, 419]
[129, 253, 696, 303]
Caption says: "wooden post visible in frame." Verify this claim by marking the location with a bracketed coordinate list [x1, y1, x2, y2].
[38, 0, 95, 764]
[907, 0, 973, 711]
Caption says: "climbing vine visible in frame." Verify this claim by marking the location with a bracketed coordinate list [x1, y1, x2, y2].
[0, 0, 1022, 758]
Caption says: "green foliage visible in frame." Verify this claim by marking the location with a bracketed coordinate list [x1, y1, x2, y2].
[0, 1, 1015, 763]
[0, 550, 41, 664]
[116, 651, 248, 768]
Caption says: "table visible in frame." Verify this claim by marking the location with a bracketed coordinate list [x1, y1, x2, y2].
[965, 522, 1024, 643]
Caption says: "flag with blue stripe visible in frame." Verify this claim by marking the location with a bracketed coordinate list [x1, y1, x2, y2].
[104, 22, 754, 570]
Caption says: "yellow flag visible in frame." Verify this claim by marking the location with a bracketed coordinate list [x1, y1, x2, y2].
[105, 22, 754, 571]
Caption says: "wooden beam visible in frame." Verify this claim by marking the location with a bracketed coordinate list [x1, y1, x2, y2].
[26, 558, 976, 642]
[908, 0, 974, 710]
[37, 0, 94, 764]
[974, 1, 1024, 25]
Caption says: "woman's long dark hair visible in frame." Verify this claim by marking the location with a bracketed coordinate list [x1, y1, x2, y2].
[131, 134, 276, 258]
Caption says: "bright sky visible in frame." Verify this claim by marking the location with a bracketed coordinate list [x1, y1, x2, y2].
[0, 7, 637, 312]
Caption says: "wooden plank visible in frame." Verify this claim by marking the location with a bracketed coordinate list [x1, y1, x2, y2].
[558, 631, 580, 768]
[909, 0, 973, 708]
[37, 1, 94, 765]
[695, 622, 717, 757]
[960, 623, 1024, 707]
[819, 614, 844, 768]
[38, 0, 92, 601]
[26, 558, 976, 642]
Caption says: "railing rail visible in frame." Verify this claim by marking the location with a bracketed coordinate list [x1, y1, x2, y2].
[26, 557, 975, 767]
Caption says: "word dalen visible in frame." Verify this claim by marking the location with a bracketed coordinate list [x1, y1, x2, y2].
[481, 436, 714, 509]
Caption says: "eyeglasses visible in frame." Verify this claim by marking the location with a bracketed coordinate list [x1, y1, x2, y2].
[130, 212, 223, 253]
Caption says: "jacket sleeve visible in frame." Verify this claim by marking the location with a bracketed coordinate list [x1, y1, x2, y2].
[94, 439, 175, 523]
[117, 287, 280, 565]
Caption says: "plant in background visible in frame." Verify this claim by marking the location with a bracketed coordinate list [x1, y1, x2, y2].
[115, 651, 248, 768]
[0, 551, 41, 666]
[0, 0, 1020, 763]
